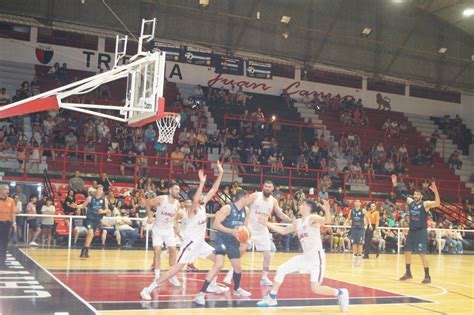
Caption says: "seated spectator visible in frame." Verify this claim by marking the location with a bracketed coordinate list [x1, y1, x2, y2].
[206, 132, 221, 154]
[115, 209, 140, 248]
[183, 154, 196, 172]
[69, 171, 85, 194]
[295, 153, 309, 174]
[84, 119, 96, 142]
[120, 150, 136, 176]
[97, 172, 113, 193]
[65, 131, 79, 155]
[268, 153, 278, 173]
[57, 63, 70, 85]
[135, 137, 146, 154]
[170, 146, 184, 170]
[97, 121, 111, 143]
[101, 211, 120, 246]
[448, 150, 462, 170]
[195, 130, 208, 151]
[384, 159, 395, 174]
[42, 116, 55, 136]
[318, 187, 329, 200]
[397, 144, 409, 164]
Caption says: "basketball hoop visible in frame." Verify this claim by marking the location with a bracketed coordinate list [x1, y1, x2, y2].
[156, 112, 181, 144]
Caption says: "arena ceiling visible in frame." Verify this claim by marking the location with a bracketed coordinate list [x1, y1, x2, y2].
[1, 0, 473, 93]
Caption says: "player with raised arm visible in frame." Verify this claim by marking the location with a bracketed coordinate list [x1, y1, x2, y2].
[399, 181, 440, 284]
[194, 189, 251, 306]
[224, 180, 292, 286]
[140, 163, 227, 300]
[256, 199, 349, 312]
[146, 182, 182, 288]
[77, 185, 110, 258]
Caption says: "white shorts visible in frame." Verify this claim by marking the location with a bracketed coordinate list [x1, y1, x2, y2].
[275, 251, 326, 283]
[152, 226, 177, 248]
[251, 233, 272, 252]
[177, 240, 214, 264]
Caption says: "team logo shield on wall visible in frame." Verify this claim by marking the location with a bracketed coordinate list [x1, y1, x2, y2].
[35, 46, 54, 64]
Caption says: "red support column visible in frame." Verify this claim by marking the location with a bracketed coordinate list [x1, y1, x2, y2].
[62, 150, 67, 180]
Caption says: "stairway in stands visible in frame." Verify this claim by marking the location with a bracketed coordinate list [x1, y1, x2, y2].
[295, 102, 473, 201]
[405, 113, 474, 195]
[202, 91, 314, 186]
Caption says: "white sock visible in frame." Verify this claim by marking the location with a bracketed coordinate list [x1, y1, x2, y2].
[210, 277, 217, 285]
[154, 269, 160, 278]
[147, 280, 158, 291]
[226, 268, 233, 276]
[262, 271, 269, 278]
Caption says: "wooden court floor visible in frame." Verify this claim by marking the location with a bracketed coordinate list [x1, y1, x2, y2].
[5, 247, 474, 314]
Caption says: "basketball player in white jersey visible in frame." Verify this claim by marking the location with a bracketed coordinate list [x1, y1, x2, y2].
[146, 182, 181, 288]
[257, 199, 349, 312]
[224, 180, 292, 286]
[140, 164, 228, 300]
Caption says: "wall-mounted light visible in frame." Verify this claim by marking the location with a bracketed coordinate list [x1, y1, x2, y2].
[361, 27, 372, 37]
[438, 47, 448, 54]
[280, 16, 291, 24]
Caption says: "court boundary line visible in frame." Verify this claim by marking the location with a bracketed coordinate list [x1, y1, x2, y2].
[19, 248, 99, 315]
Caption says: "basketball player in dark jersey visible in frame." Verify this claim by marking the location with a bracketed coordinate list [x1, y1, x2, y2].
[399, 182, 439, 284]
[77, 185, 110, 258]
[194, 190, 251, 305]
[344, 200, 369, 266]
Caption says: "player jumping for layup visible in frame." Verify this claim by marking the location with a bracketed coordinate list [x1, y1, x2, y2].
[146, 182, 182, 288]
[224, 180, 292, 286]
[399, 181, 440, 284]
[140, 163, 227, 299]
[257, 199, 349, 312]
[194, 190, 251, 305]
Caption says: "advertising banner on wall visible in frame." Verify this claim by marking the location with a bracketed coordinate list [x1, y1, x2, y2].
[182, 47, 213, 66]
[213, 55, 244, 75]
[246, 60, 272, 79]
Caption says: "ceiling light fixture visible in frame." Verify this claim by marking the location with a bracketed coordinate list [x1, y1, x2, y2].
[361, 27, 372, 37]
[280, 16, 291, 24]
[282, 32, 289, 39]
[438, 47, 448, 54]
[463, 8, 474, 17]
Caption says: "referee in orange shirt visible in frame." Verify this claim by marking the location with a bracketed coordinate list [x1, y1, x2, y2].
[0, 184, 16, 270]
[363, 202, 380, 259]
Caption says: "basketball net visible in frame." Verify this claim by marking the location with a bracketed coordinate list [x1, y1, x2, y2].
[156, 113, 181, 144]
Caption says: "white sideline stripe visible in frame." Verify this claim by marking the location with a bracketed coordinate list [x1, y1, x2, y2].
[19, 249, 98, 315]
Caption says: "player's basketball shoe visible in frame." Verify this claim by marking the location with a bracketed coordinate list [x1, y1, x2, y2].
[421, 276, 431, 284]
[399, 273, 413, 281]
[207, 282, 229, 293]
[257, 294, 278, 307]
[233, 287, 252, 297]
[194, 292, 206, 306]
[338, 288, 349, 312]
[169, 276, 181, 287]
[260, 276, 273, 286]
[140, 287, 152, 301]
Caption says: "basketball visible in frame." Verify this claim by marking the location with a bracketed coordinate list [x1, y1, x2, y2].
[236, 226, 250, 243]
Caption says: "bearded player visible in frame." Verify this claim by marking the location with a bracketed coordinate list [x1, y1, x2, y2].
[146, 182, 182, 289]
[141, 164, 227, 299]
[399, 181, 440, 284]
[224, 180, 292, 286]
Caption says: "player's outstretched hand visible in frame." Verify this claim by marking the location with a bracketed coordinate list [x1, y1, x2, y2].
[198, 169, 207, 183]
[216, 160, 224, 174]
[429, 182, 438, 193]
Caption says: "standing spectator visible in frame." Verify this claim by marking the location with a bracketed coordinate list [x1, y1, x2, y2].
[40, 198, 55, 247]
[0, 88, 10, 105]
[120, 151, 136, 176]
[13, 194, 24, 243]
[136, 152, 148, 177]
[69, 171, 85, 194]
[26, 195, 41, 246]
[0, 184, 16, 269]
[63, 190, 78, 215]
[97, 173, 113, 193]
[144, 125, 156, 145]
[363, 202, 381, 259]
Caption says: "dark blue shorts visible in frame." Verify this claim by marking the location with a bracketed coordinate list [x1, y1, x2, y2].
[84, 219, 101, 231]
[215, 234, 240, 259]
[405, 229, 428, 253]
[350, 228, 365, 245]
